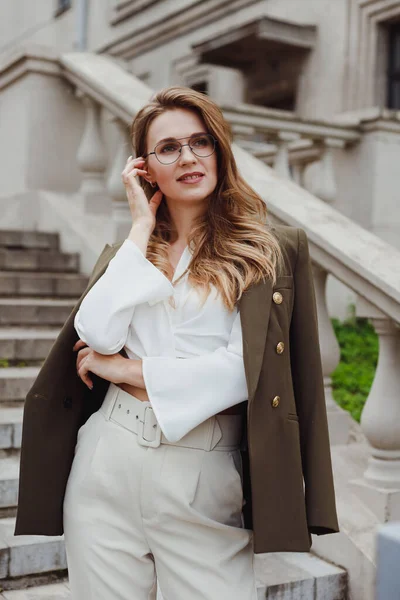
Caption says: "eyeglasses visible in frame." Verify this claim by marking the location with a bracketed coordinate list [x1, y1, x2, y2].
[144, 133, 217, 165]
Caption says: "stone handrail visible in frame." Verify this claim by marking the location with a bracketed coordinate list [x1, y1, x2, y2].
[58, 52, 400, 519]
[222, 102, 361, 143]
[61, 52, 152, 124]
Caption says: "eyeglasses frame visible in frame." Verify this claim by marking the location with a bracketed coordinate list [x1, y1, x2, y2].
[143, 133, 217, 165]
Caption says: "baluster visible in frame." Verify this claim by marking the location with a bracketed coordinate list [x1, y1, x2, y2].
[351, 298, 400, 521]
[313, 265, 351, 444]
[273, 132, 299, 179]
[307, 137, 344, 204]
[230, 124, 256, 140]
[107, 118, 134, 242]
[76, 92, 109, 214]
[291, 163, 306, 187]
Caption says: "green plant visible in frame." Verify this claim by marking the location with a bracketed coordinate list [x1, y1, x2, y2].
[0, 359, 29, 368]
[331, 316, 379, 423]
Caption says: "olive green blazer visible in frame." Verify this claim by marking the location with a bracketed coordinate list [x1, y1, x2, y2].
[14, 225, 339, 553]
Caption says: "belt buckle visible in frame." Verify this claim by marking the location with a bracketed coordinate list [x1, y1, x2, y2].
[137, 406, 162, 448]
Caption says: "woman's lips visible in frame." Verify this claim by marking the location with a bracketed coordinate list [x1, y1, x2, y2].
[177, 174, 204, 184]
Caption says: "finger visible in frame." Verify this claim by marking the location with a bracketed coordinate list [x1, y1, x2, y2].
[122, 166, 146, 179]
[122, 168, 148, 186]
[76, 347, 91, 371]
[126, 156, 145, 165]
[81, 372, 93, 390]
[148, 190, 163, 215]
[77, 347, 91, 360]
[77, 358, 93, 390]
[128, 168, 148, 177]
[73, 339, 87, 352]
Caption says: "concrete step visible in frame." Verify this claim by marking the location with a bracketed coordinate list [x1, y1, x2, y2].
[0, 581, 70, 599]
[0, 249, 79, 273]
[0, 368, 39, 403]
[0, 407, 23, 450]
[0, 517, 66, 585]
[0, 232, 59, 251]
[0, 328, 59, 363]
[0, 548, 347, 598]
[0, 299, 76, 327]
[0, 272, 88, 298]
[254, 551, 347, 599]
[0, 456, 18, 509]
[0, 580, 70, 599]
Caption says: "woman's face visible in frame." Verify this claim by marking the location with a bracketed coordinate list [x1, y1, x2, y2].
[144, 108, 218, 208]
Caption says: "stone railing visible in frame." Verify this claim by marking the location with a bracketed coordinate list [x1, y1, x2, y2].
[57, 52, 400, 524]
[61, 52, 153, 240]
[222, 103, 362, 204]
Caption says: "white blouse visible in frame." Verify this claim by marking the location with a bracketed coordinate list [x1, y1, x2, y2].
[74, 239, 248, 442]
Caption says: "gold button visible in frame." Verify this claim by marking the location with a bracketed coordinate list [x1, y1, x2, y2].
[272, 396, 280, 408]
[273, 291, 283, 304]
[276, 341, 285, 354]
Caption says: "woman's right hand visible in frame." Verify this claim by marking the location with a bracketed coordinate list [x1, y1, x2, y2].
[121, 155, 163, 234]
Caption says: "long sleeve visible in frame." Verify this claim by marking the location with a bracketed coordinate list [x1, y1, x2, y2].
[74, 239, 174, 354]
[142, 310, 248, 442]
[289, 228, 339, 534]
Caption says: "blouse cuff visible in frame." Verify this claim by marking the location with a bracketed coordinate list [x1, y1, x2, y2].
[142, 350, 248, 442]
[112, 239, 174, 306]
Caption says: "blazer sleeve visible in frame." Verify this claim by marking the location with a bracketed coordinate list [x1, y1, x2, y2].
[289, 228, 339, 535]
[74, 239, 174, 354]
[142, 310, 248, 442]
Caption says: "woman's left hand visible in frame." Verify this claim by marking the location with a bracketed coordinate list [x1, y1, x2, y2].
[73, 339, 128, 390]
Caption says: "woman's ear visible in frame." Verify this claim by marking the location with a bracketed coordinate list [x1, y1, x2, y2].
[142, 162, 155, 186]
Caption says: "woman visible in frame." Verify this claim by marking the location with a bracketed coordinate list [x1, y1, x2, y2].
[14, 87, 339, 599]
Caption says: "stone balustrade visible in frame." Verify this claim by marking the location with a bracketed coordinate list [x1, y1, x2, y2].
[222, 103, 361, 204]
[58, 51, 400, 524]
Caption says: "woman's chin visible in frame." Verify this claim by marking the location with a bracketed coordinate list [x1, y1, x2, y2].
[167, 188, 213, 204]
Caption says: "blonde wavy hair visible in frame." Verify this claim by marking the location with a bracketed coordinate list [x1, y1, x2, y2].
[131, 86, 284, 311]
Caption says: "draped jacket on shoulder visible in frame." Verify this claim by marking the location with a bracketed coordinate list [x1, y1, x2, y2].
[14, 225, 339, 553]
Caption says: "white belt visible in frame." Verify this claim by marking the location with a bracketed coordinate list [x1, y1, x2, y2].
[99, 383, 243, 451]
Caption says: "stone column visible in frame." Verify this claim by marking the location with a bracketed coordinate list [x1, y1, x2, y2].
[76, 92, 110, 214]
[313, 265, 351, 444]
[306, 137, 344, 204]
[350, 297, 400, 522]
[273, 132, 299, 179]
[291, 163, 306, 187]
[107, 118, 133, 243]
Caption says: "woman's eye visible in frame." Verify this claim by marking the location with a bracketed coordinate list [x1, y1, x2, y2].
[159, 144, 179, 154]
[192, 137, 208, 147]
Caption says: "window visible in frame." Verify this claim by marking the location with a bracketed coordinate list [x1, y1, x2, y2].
[191, 82, 208, 95]
[55, 0, 71, 18]
[388, 23, 400, 109]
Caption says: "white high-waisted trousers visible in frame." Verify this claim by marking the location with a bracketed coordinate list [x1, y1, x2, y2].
[63, 383, 258, 600]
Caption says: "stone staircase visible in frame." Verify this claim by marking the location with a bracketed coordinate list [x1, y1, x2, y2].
[0, 230, 348, 598]
[0, 230, 87, 594]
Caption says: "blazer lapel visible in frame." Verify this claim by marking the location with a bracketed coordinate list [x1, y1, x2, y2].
[239, 278, 273, 403]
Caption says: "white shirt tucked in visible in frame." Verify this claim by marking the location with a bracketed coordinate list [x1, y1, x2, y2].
[74, 239, 248, 442]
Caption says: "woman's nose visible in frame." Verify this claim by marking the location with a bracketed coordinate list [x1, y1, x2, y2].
[178, 144, 197, 164]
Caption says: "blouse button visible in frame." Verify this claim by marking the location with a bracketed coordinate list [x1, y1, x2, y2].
[272, 396, 280, 408]
[273, 291, 283, 304]
[276, 341, 285, 354]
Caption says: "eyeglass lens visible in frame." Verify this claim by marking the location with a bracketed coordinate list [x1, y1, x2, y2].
[155, 134, 215, 164]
